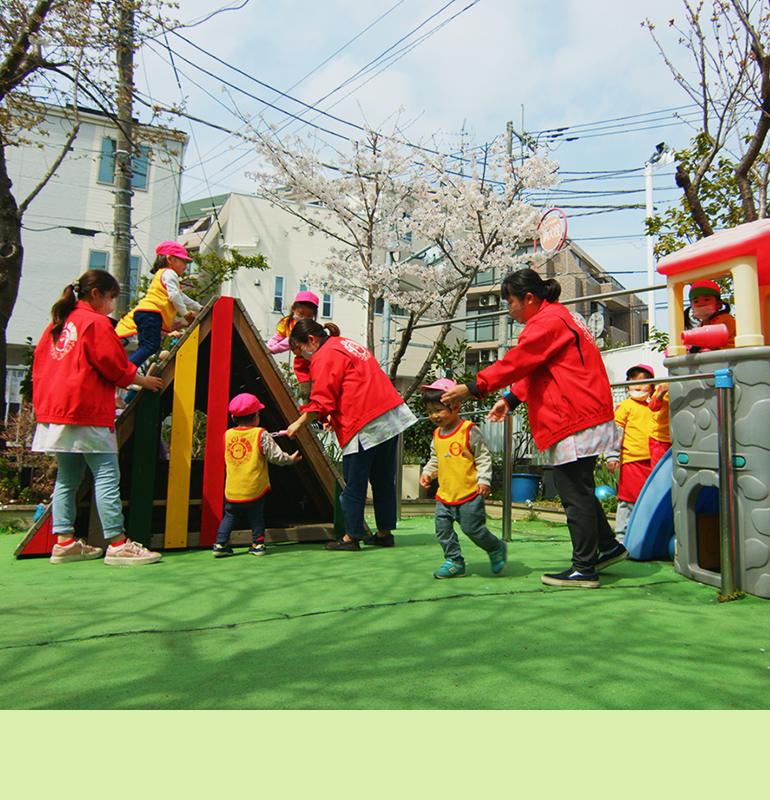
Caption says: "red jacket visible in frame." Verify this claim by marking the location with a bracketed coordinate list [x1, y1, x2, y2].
[301, 337, 405, 448]
[474, 301, 613, 451]
[33, 302, 137, 428]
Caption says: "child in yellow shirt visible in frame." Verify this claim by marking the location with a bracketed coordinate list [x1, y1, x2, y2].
[419, 379, 507, 579]
[608, 364, 654, 540]
[212, 393, 302, 558]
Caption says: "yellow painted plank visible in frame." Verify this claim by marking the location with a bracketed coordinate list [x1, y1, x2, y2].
[164, 326, 199, 548]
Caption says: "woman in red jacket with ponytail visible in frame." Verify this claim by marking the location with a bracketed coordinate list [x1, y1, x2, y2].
[442, 268, 627, 589]
[32, 270, 163, 566]
[285, 320, 416, 551]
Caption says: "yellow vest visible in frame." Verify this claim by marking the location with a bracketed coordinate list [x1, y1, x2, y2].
[434, 420, 479, 505]
[116, 269, 177, 337]
[224, 427, 270, 502]
[615, 398, 654, 463]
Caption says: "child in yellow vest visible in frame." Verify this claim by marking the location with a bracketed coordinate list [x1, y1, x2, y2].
[608, 364, 654, 540]
[116, 241, 202, 369]
[419, 379, 507, 579]
[212, 393, 302, 557]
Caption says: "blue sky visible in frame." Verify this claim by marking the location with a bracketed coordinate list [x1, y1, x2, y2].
[137, 0, 703, 326]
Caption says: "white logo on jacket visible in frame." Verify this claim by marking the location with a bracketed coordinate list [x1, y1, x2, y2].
[340, 339, 370, 360]
[51, 322, 78, 360]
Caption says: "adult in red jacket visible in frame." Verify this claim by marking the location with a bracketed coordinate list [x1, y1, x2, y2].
[32, 269, 163, 567]
[442, 268, 627, 588]
[285, 320, 416, 551]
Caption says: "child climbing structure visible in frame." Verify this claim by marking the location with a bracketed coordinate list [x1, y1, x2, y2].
[16, 297, 342, 558]
[656, 219, 770, 599]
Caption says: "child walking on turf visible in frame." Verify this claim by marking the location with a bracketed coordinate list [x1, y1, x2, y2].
[419, 379, 507, 579]
[213, 393, 302, 557]
[32, 269, 164, 566]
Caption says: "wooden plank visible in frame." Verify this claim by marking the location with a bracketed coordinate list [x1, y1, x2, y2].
[200, 297, 234, 546]
[164, 325, 199, 548]
[150, 523, 333, 549]
[126, 388, 160, 547]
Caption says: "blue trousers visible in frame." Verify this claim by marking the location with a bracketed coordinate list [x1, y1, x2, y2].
[216, 498, 266, 545]
[52, 452, 124, 539]
[340, 435, 398, 540]
[434, 494, 501, 566]
[129, 310, 162, 368]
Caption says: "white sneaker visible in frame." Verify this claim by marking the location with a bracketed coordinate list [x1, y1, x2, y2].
[104, 538, 162, 566]
[50, 538, 104, 564]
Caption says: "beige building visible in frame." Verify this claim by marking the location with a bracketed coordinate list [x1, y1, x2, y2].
[464, 240, 649, 373]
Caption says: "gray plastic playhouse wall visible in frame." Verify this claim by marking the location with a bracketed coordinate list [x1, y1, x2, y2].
[665, 346, 770, 599]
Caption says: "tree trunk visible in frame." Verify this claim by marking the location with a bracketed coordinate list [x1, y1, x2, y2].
[0, 142, 24, 443]
[675, 164, 714, 238]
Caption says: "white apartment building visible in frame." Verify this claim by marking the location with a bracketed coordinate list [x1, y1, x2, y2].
[5, 103, 187, 414]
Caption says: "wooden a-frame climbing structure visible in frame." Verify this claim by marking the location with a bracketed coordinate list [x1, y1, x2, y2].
[15, 297, 343, 557]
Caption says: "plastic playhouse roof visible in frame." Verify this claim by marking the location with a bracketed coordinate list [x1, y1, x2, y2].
[657, 219, 770, 286]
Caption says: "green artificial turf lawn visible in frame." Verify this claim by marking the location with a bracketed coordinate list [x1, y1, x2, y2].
[2, 516, 768, 709]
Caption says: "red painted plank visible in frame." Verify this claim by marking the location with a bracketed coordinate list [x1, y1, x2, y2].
[200, 297, 234, 546]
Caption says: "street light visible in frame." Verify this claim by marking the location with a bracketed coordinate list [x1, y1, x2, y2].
[645, 142, 674, 333]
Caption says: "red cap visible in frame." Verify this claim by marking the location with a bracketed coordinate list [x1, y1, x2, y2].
[156, 241, 193, 260]
[228, 393, 265, 416]
[420, 378, 457, 392]
[294, 291, 319, 307]
[626, 364, 654, 380]
[689, 279, 721, 299]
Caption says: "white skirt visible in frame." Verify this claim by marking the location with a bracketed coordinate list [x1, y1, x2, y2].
[32, 423, 118, 454]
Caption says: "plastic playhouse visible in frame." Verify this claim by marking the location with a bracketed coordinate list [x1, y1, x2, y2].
[651, 219, 770, 599]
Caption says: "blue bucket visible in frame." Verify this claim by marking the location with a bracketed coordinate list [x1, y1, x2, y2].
[511, 473, 540, 503]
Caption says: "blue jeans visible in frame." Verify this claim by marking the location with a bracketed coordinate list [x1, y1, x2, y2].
[216, 498, 266, 545]
[52, 452, 124, 539]
[129, 310, 162, 368]
[434, 494, 501, 566]
[340, 435, 398, 540]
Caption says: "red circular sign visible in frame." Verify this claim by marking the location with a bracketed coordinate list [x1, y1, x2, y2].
[535, 208, 567, 253]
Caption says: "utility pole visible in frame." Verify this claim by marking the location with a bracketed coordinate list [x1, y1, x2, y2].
[113, 1, 134, 314]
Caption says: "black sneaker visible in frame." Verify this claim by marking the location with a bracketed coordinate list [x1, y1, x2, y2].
[212, 543, 234, 558]
[541, 568, 600, 588]
[596, 543, 629, 572]
[325, 538, 361, 551]
[362, 532, 394, 547]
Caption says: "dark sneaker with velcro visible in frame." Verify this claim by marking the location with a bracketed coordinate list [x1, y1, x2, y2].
[541, 568, 600, 589]
[596, 543, 629, 572]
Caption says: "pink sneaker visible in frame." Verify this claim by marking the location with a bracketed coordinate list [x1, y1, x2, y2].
[104, 539, 162, 566]
[50, 539, 104, 564]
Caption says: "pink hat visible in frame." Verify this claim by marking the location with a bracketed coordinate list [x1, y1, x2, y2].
[626, 364, 655, 380]
[294, 290, 319, 307]
[156, 241, 193, 260]
[228, 393, 265, 416]
[420, 378, 458, 392]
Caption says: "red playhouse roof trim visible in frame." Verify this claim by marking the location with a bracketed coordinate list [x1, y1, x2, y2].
[656, 219, 770, 287]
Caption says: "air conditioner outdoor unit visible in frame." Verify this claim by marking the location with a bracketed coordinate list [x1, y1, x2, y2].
[479, 350, 492, 361]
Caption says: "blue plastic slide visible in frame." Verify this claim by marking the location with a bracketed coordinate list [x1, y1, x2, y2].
[624, 449, 674, 561]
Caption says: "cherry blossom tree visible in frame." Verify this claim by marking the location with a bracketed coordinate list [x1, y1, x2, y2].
[251, 124, 557, 399]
